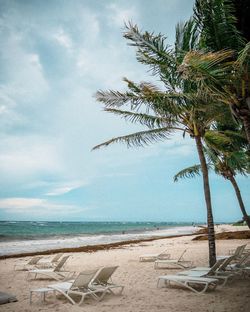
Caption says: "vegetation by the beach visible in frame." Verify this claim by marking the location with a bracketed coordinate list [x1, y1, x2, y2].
[93, 0, 249, 267]
[193, 230, 250, 240]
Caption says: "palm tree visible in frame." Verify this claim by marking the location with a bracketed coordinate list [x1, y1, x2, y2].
[178, 46, 250, 145]
[188, 0, 250, 144]
[93, 22, 221, 266]
[174, 130, 250, 228]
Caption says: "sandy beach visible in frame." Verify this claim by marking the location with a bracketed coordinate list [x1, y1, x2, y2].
[0, 224, 249, 312]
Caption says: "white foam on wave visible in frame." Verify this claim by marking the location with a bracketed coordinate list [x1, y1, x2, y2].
[0, 226, 196, 256]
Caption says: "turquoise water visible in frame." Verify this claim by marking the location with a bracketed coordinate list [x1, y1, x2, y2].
[0, 221, 192, 242]
[0, 221, 197, 256]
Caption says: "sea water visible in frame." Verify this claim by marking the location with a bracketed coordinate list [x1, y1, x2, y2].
[0, 221, 196, 256]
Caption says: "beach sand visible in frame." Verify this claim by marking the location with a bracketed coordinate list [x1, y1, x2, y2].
[0, 225, 249, 312]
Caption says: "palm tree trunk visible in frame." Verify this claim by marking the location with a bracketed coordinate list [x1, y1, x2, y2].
[242, 114, 250, 146]
[195, 136, 216, 267]
[231, 103, 250, 145]
[228, 175, 250, 228]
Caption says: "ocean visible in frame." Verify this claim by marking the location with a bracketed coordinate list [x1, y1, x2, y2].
[0, 221, 196, 256]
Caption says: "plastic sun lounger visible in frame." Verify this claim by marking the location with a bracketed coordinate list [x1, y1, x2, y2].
[14, 256, 44, 271]
[217, 244, 246, 260]
[178, 257, 235, 286]
[27, 255, 74, 281]
[139, 249, 171, 262]
[154, 249, 193, 269]
[226, 252, 250, 276]
[157, 275, 219, 294]
[30, 269, 106, 305]
[35, 253, 64, 269]
[89, 266, 124, 295]
[45, 269, 107, 306]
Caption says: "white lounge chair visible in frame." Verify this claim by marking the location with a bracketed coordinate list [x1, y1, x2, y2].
[89, 266, 124, 295]
[217, 244, 246, 260]
[35, 253, 64, 269]
[157, 275, 218, 294]
[45, 269, 107, 305]
[225, 252, 250, 276]
[14, 255, 44, 271]
[178, 257, 235, 286]
[27, 255, 73, 281]
[154, 249, 193, 269]
[139, 249, 170, 262]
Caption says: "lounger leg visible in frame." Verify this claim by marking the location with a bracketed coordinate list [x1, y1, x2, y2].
[78, 294, 86, 306]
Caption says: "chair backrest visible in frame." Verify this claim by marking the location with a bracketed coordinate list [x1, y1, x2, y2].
[71, 269, 99, 290]
[234, 244, 246, 257]
[92, 266, 118, 285]
[178, 249, 187, 262]
[28, 256, 43, 265]
[52, 253, 63, 263]
[54, 255, 70, 271]
[219, 256, 235, 270]
[235, 252, 250, 267]
[206, 258, 225, 275]
[158, 249, 169, 257]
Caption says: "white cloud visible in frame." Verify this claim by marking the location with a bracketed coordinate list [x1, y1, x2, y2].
[0, 197, 85, 216]
[45, 181, 88, 196]
[53, 28, 73, 51]
[107, 4, 138, 27]
[0, 136, 63, 179]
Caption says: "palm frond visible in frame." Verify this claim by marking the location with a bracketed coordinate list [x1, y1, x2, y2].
[175, 18, 200, 55]
[95, 79, 188, 117]
[92, 128, 172, 150]
[194, 0, 245, 51]
[104, 108, 177, 129]
[204, 130, 233, 151]
[174, 165, 202, 182]
[123, 22, 179, 90]
[236, 41, 250, 69]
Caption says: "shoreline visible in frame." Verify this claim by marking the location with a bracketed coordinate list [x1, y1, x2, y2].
[0, 232, 198, 260]
[1, 226, 249, 260]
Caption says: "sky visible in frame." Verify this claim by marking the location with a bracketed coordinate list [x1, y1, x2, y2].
[0, 0, 249, 223]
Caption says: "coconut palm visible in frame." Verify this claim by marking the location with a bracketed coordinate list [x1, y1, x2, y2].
[184, 0, 250, 144]
[178, 46, 250, 145]
[93, 22, 222, 266]
[174, 129, 250, 228]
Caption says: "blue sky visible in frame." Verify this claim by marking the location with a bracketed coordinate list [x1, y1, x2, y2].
[0, 0, 249, 223]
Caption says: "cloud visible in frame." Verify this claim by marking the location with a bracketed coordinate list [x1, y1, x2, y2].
[107, 3, 139, 27]
[0, 197, 85, 216]
[53, 28, 73, 51]
[45, 181, 88, 196]
[0, 135, 63, 180]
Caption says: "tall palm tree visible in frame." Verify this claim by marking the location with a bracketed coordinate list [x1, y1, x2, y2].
[189, 0, 250, 144]
[93, 22, 222, 266]
[174, 129, 250, 228]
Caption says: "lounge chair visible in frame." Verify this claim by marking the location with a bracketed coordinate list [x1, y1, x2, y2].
[178, 257, 235, 286]
[154, 249, 193, 269]
[27, 255, 73, 281]
[35, 253, 64, 269]
[89, 266, 124, 295]
[229, 245, 250, 256]
[14, 256, 44, 271]
[157, 275, 218, 294]
[225, 252, 250, 276]
[217, 244, 246, 260]
[139, 249, 170, 262]
[41, 269, 107, 305]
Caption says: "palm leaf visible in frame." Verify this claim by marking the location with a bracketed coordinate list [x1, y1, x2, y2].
[104, 108, 178, 129]
[174, 165, 202, 182]
[92, 128, 172, 150]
